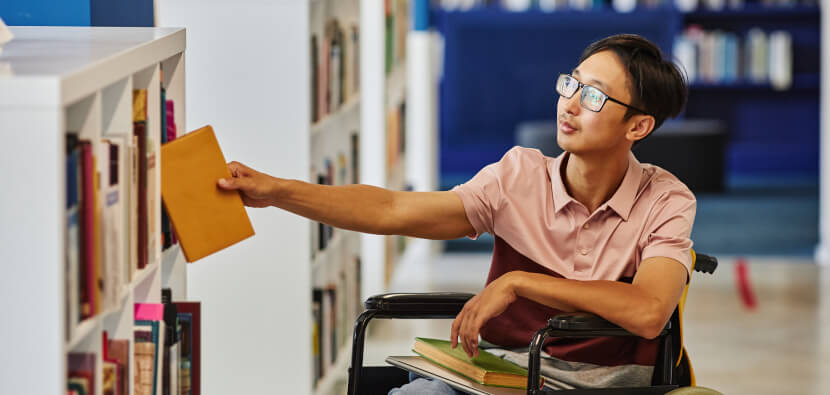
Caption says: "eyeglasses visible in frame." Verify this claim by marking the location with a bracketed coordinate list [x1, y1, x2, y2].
[556, 74, 651, 116]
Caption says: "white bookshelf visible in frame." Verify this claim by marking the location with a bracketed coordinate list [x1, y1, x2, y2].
[360, 0, 440, 297]
[0, 26, 187, 395]
[309, 2, 363, 394]
[155, 1, 436, 393]
[156, 1, 362, 394]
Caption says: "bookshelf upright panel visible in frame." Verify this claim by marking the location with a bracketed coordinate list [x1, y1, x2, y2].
[156, 1, 315, 393]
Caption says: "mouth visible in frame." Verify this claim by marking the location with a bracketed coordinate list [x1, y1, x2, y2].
[559, 120, 577, 134]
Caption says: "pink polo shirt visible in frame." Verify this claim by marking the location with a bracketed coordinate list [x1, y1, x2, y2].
[452, 146, 696, 366]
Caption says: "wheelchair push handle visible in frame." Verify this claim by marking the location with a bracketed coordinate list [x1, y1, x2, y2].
[693, 253, 718, 274]
[364, 292, 475, 315]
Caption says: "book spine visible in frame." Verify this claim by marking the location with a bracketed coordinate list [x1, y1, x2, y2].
[134, 89, 148, 270]
[130, 136, 139, 277]
[66, 135, 81, 338]
[135, 121, 148, 270]
[80, 141, 96, 318]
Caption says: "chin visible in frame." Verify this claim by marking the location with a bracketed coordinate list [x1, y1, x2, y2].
[556, 130, 579, 154]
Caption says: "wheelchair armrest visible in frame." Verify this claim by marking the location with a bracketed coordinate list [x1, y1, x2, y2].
[364, 292, 474, 316]
[547, 313, 670, 337]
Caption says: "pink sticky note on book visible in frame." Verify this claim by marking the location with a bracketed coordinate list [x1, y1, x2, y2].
[134, 303, 165, 321]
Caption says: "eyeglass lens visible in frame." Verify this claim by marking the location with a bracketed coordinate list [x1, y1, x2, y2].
[556, 74, 606, 112]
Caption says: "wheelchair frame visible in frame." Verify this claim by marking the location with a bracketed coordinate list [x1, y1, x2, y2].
[346, 253, 718, 395]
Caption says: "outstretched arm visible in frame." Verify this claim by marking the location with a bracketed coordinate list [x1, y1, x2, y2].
[217, 161, 475, 240]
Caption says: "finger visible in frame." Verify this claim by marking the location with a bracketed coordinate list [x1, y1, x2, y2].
[227, 161, 252, 177]
[461, 318, 475, 358]
[471, 326, 480, 357]
[465, 327, 476, 358]
[451, 315, 462, 349]
[217, 175, 251, 191]
[466, 315, 481, 358]
[461, 303, 477, 357]
[217, 177, 237, 189]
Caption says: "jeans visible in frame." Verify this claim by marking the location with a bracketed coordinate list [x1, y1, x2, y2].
[387, 373, 466, 395]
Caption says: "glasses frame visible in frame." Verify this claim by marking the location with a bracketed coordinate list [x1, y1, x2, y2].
[556, 74, 652, 116]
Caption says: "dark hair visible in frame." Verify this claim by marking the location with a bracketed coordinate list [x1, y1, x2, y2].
[578, 34, 688, 134]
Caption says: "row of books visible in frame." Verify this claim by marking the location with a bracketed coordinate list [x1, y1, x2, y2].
[674, 26, 794, 89]
[437, 0, 658, 12]
[65, 72, 180, 341]
[67, 294, 200, 395]
[677, 0, 818, 12]
[385, 0, 408, 74]
[437, 0, 816, 11]
[310, 132, 360, 258]
[311, 254, 362, 386]
[311, 18, 360, 125]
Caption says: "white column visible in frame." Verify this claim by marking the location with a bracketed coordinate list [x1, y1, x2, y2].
[405, 31, 437, 193]
[360, 0, 388, 298]
[817, 3, 830, 266]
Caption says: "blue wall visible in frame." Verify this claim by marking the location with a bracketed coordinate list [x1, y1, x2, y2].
[434, 8, 679, 188]
[433, 6, 820, 189]
[0, 0, 91, 26]
[0, 0, 153, 27]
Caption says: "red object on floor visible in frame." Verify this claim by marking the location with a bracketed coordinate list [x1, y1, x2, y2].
[735, 258, 757, 310]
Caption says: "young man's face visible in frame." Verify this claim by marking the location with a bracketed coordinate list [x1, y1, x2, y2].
[556, 50, 636, 155]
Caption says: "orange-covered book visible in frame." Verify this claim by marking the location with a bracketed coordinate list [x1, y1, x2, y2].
[160, 125, 254, 262]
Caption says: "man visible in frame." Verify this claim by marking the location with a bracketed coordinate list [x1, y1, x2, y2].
[218, 34, 693, 392]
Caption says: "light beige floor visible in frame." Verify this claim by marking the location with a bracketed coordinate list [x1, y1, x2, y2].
[361, 253, 830, 395]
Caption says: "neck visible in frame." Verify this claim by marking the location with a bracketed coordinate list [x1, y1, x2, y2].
[562, 149, 630, 214]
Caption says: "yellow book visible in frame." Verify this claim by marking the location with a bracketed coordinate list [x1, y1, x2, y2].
[160, 125, 254, 262]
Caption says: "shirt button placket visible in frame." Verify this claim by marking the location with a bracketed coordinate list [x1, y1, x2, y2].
[576, 219, 592, 272]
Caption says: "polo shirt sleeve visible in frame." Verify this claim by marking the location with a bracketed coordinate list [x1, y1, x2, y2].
[451, 147, 523, 240]
[639, 185, 697, 276]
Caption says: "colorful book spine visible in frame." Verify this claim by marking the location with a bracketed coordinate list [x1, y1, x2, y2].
[133, 90, 148, 270]
[66, 134, 82, 336]
[80, 141, 96, 318]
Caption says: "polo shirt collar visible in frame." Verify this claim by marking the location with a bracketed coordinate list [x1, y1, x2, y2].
[605, 152, 642, 221]
[551, 152, 576, 214]
[551, 151, 642, 221]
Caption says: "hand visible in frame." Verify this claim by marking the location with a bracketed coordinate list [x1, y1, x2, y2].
[450, 272, 520, 358]
[217, 161, 279, 208]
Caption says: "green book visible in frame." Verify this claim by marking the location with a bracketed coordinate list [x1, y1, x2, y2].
[412, 337, 540, 389]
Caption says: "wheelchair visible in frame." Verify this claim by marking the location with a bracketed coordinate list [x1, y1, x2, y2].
[346, 249, 719, 395]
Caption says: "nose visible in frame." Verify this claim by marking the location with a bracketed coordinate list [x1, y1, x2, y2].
[561, 88, 581, 116]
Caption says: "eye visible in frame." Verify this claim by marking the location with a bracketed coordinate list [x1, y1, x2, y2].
[566, 77, 578, 91]
[558, 76, 574, 94]
[584, 87, 605, 108]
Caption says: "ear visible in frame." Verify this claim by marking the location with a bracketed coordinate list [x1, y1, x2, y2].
[625, 115, 655, 143]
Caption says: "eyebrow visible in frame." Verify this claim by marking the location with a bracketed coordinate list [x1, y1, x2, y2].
[572, 69, 609, 92]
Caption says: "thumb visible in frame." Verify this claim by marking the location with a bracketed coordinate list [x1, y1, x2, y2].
[218, 177, 243, 190]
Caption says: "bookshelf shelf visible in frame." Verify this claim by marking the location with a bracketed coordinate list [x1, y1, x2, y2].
[0, 26, 188, 395]
[312, 233, 345, 272]
[131, 262, 160, 291]
[67, 317, 101, 351]
[311, 93, 361, 138]
[683, 5, 820, 19]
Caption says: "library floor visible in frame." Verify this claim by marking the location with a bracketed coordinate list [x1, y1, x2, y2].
[361, 252, 830, 395]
